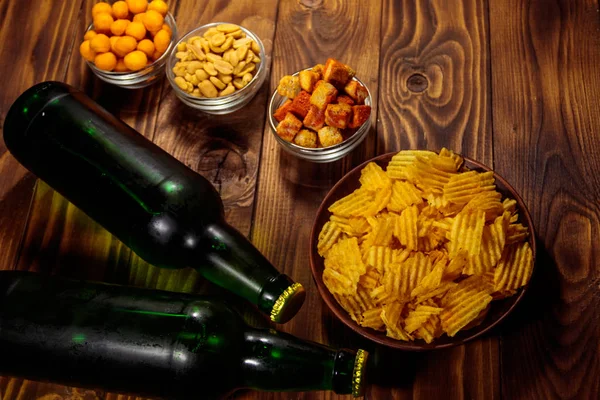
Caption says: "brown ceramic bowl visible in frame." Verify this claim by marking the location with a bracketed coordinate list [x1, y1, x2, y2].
[309, 152, 536, 351]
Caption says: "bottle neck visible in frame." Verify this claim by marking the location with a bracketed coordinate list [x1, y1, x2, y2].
[197, 222, 305, 323]
[241, 328, 367, 396]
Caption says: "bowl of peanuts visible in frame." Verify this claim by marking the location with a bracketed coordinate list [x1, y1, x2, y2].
[166, 22, 267, 115]
[80, 1, 178, 89]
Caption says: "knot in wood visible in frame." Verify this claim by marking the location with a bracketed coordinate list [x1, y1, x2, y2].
[407, 73, 428, 93]
[299, 0, 323, 9]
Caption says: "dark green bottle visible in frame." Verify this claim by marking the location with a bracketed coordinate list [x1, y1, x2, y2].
[0, 271, 367, 399]
[3, 81, 304, 323]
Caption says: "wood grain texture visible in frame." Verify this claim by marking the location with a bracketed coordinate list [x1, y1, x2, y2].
[375, 1, 498, 399]
[246, 0, 382, 399]
[489, 0, 600, 399]
[0, 0, 82, 271]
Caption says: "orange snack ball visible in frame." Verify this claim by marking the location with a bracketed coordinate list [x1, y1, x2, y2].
[142, 9, 164, 33]
[153, 29, 170, 53]
[137, 39, 155, 57]
[112, 1, 129, 19]
[125, 21, 146, 40]
[92, 2, 112, 18]
[113, 36, 138, 57]
[83, 30, 97, 41]
[126, 0, 148, 14]
[109, 36, 120, 53]
[90, 33, 111, 53]
[161, 23, 172, 36]
[110, 19, 130, 36]
[152, 50, 163, 61]
[124, 50, 148, 71]
[94, 52, 117, 71]
[79, 40, 97, 62]
[115, 58, 129, 72]
[93, 13, 114, 34]
[147, 0, 168, 16]
[133, 12, 145, 23]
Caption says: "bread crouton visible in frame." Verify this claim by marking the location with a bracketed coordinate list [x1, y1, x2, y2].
[273, 99, 294, 122]
[312, 64, 325, 77]
[303, 105, 326, 131]
[293, 129, 318, 148]
[309, 80, 337, 110]
[276, 112, 303, 142]
[289, 91, 311, 118]
[349, 105, 371, 129]
[318, 126, 344, 148]
[299, 70, 320, 93]
[324, 103, 353, 129]
[337, 95, 355, 106]
[344, 80, 368, 104]
[322, 58, 355, 88]
[277, 75, 301, 99]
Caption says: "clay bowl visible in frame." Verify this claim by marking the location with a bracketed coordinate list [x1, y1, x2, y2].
[309, 152, 536, 351]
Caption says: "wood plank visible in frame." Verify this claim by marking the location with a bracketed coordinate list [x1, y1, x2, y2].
[247, 0, 383, 399]
[489, 0, 600, 399]
[0, 0, 82, 270]
[375, 0, 498, 399]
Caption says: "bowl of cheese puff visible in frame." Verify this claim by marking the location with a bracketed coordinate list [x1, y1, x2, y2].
[268, 58, 372, 163]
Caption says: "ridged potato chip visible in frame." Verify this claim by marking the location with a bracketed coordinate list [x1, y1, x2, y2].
[317, 147, 533, 344]
[494, 241, 533, 292]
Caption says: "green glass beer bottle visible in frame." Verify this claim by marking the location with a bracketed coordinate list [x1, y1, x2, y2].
[3, 81, 304, 323]
[0, 271, 367, 399]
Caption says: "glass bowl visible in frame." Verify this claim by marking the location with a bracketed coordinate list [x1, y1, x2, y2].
[268, 71, 372, 163]
[166, 22, 267, 115]
[309, 153, 537, 351]
[85, 13, 178, 89]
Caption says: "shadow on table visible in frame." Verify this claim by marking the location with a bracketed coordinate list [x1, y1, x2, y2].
[488, 235, 560, 336]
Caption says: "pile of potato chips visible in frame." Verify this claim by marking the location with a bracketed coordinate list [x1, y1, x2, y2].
[317, 149, 534, 343]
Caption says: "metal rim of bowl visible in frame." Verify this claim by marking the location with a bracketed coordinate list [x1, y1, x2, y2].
[267, 71, 373, 157]
[85, 13, 178, 78]
[308, 152, 537, 351]
[166, 22, 266, 104]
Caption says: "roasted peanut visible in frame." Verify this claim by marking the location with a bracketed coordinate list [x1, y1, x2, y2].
[186, 61, 204, 74]
[203, 62, 218, 76]
[217, 24, 240, 33]
[192, 88, 201, 97]
[218, 72, 232, 84]
[236, 62, 255, 77]
[233, 38, 252, 49]
[221, 36, 234, 51]
[229, 51, 239, 67]
[187, 43, 206, 60]
[219, 83, 235, 96]
[203, 27, 219, 38]
[210, 76, 226, 90]
[245, 49, 254, 64]
[214, 59, 234, 75]
[233, 61, 246, 76]
[210, 32, 226, 47]
[242, 72, 253, 85]
[206, 53, 222, 63]
[232, 78, 245, 90]
[251, 41, 260, 54]
[175, 51, 188, 60]
[226, 30, 244, 39]
[174, 76, 187, 90]
[199, 80, 218, 97]
[199, 38, 210, 54]
[236, 45, 248, 61]
[177, 42, 187, 52]
[195, 69, 209, 81]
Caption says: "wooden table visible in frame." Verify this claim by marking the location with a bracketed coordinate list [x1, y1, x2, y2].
[1, 0, 599, 399]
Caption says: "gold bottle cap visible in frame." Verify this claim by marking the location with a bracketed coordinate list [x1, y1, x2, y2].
[352, 349, 368, 397]
[270, 282, 306, 323]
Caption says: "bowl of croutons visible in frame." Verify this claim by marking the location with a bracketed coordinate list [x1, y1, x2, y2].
[268, 58, 372, 163]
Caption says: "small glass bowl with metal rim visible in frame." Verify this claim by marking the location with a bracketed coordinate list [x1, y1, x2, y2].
[267, 71, 372, 163]
[85, 13, 178, 89]
[166, 22, 267, 115]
